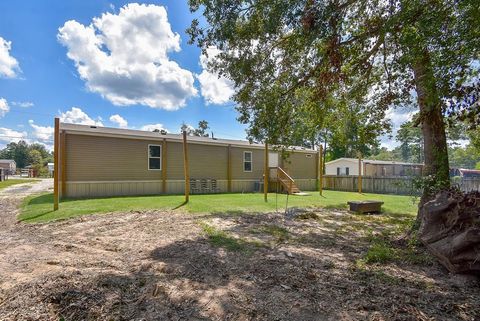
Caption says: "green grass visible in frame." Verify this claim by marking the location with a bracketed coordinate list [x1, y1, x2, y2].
[358, 232, 434, 267]
[199, 222, 256, 251]
[363, 241, 397, 264]
[18, 190, 418, 223]
[0, 179, 38, 190]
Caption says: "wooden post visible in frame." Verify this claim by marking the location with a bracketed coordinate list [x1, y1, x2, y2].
[182, 131, 189, 203]
[358, 152, 362, 194]
[53, 118, 59, 211]
[60, 131, 66, 198]
[319, 145, 323, 196]
[162, 138, 167, 194]
[227, 145, 232, 192]
[264, 142, 269, 202]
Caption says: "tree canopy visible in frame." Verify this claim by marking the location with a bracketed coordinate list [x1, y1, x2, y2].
[0, 141, 52, 169]
[181, 120, 211, 137]
[188, 0, 479, 191]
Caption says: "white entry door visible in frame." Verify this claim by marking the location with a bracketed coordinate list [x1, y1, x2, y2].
[269, 152, 279, 168]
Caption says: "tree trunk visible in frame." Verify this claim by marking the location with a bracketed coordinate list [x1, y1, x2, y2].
[412, 49, 450, 228]
[412, 49, 450, 189]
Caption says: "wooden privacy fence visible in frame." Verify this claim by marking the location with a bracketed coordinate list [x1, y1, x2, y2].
[458, 178, 480, 192]
[323, 175, 416, 195]
[322, 175, 480, 195]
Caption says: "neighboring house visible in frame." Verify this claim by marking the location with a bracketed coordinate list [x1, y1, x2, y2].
[0, 159, 16, 175]
[56, 123, 319, 198]
[325, 158, 423, 177]
[450, 168, 480, 178]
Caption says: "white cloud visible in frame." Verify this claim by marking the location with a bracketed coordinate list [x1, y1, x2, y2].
[0, 127, 27, 143]
[380, 107, 417, 149]
[28, 120, 54, 141]
[11, 101, 34, 108]
[33, 141, 54, 152]
[109, 114, 128, 128]
[59, 107, 103, 126]
[0, 36, 20, 78]
[58, 3, 197, 110]
[0, 98, 10, 117]
[197, 47, 235, 105]
[140, 123, 169, 132]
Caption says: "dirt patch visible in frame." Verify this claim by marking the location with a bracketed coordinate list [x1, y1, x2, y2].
[0, 193, 479, 320]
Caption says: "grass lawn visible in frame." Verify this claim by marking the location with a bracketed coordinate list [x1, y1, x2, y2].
[19, 190, 418, 223]
[0, 179, 38, 190]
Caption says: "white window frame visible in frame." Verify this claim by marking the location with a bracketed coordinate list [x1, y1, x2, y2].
[243, 151, 253, 172]
[148, 144, 162, 171]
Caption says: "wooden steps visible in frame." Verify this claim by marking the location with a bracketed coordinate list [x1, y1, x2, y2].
[274, 167, 301, 194]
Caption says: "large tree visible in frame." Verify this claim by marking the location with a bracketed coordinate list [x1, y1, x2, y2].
[0, 141, 52, 169]
[0, 141, 29, 168]
[181, 120, 211, 137]
[396, 119, 423, 163]
[288, 91, 386, 159]
[188, 0, 479, 197]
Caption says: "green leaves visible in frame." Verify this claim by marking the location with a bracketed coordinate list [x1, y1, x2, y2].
[188, 0, 478, 155]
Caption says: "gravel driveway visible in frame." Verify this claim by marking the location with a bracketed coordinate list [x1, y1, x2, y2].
[0, 178, 52, 228]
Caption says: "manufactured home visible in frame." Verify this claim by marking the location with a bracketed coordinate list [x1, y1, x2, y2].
[0, 159, 16, 175]
[56, 123, 320, 198]
[325, 158, 423, 177]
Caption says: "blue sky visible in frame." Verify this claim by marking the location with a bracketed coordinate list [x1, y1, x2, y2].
[0, 1, 246, 150]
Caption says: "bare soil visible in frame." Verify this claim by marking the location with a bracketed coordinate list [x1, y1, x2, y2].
[0, 183, 478, 320]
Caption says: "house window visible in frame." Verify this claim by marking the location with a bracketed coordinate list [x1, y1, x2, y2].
[337, 167, 340, 175]
[345, 167, 350, 175]
[148, 145, 162, 170]
[244, 151, 252, 172]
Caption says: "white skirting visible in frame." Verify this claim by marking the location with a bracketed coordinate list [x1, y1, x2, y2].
[66, 179, 260, 198]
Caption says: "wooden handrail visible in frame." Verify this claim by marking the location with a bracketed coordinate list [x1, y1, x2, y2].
[275, 166, 296, 194]
[277, 167, 294, 182]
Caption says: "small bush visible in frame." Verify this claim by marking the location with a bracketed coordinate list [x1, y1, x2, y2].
[363, 241, 397, 264]
[361, 233, 433, 266]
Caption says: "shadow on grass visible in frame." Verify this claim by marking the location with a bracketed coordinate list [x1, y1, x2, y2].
[25, 193, 84, 206]
[27, 193, 54, 205]
[172, 200, 188, 210]
[20, 209, 56, 222]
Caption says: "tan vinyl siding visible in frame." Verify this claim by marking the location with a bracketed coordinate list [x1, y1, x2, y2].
[283, 151, 316, 179]
[65, 133, 318, 198]
[189, 144, 228, 179]
[66, 135, 231, 182]
[231, 147, 264, 180]
[165, 141, 184, 179]
[66, 134, 163, 181]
